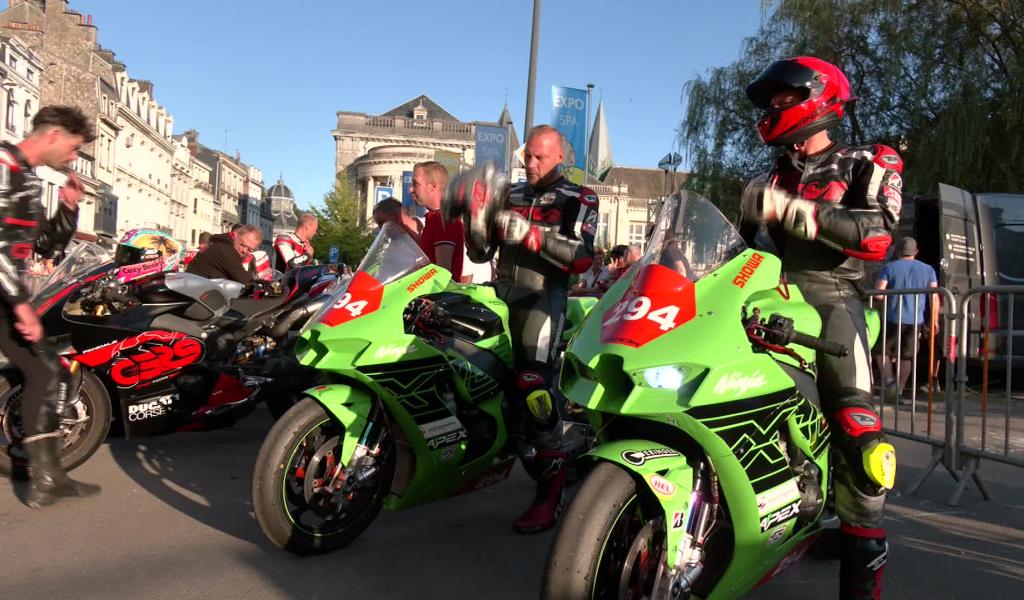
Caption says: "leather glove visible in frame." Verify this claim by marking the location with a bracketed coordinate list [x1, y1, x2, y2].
[740, 179, 793, 226]
[781, 199, 820, 240]
[495, 210, 541, 252]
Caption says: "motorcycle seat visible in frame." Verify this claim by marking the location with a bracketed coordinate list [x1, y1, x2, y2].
[227, 294, 290, 318]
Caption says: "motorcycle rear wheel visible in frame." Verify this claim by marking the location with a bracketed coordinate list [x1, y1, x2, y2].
[542, 462, 673, 600]
[0, 370, 112, 478]
[252, 397, 394, 555]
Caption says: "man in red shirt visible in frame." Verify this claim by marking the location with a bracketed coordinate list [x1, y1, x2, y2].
[410, 160, 463, 281]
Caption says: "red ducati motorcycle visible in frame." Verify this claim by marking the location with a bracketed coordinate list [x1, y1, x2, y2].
[0, 241, 336, 476]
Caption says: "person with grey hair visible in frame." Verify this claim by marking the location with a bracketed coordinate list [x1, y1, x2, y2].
[275, 213, 318, 270]
[187, 224, 262, 283]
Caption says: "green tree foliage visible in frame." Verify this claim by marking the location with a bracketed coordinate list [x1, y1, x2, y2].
[679, 0, 1024, 219]
[308, 172, 374, 265]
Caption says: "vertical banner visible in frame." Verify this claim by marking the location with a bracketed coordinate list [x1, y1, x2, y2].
[434, 150, 463, 178]
[401, 170, 423, 217]
[474, 124, 509, 175]
[551, 85, 588, 184]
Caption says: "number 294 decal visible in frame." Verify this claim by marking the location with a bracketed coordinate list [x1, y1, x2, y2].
[601, 264, 696, 347]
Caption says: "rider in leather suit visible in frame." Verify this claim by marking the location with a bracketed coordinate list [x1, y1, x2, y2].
[0, 106, 101, 508]
[455, 125, 599, 533]
[740, 57, 901, 599]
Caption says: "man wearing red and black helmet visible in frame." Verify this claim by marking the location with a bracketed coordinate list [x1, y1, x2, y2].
[741, 56, 901, 599]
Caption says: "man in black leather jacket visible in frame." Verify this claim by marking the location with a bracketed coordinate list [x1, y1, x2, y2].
[0, 106, 101, 508]
[741, 57, 901, 599]
[457, 125, 599, 532]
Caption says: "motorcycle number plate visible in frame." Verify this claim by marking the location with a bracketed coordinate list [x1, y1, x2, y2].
[601, 264, 696, 347]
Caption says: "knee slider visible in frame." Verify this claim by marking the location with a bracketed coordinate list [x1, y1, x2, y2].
[525, 389, 554, 422]
[862, 441, 897, 491]
[834, 407, 896, 491]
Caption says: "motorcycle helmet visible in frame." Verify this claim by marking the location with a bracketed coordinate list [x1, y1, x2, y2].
[746, 56, 856, 146]
[115, 228, 185, 273]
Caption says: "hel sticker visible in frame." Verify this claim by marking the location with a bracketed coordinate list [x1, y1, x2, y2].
[760, 501, 800, 533]
[713, 370, 766, 396]
[756, 479, 801, 512]
[621, 448, 680, 466]
[649, 475, 675, 496]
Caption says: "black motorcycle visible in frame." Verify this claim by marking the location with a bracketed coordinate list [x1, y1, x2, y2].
[0, 241, 336, 477]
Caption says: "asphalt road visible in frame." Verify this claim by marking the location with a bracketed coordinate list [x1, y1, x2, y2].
[1, 408, 1021, 600]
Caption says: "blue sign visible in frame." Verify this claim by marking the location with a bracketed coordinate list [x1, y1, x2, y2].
[400, 170, 424, 217]
[475, 125, 509, 175]
[551, 85, 587, 172]
[328, 245, 339, 263]
[374, 186, 394, 205]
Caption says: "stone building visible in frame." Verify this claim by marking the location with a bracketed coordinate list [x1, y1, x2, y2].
[111, 73, 174, 238]
[0, 0, 120, 236]
[0, 34, 42, 146]
[266, 177, 298, 239]
[169, 137, 191, 241]
[333, 94, 687, 250]
[333, 95, 480, 224]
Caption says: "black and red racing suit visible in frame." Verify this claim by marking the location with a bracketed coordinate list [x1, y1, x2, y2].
[470, 175, 599, 450]
[741, 141, 904, 532]
[0, 142, 79, 438]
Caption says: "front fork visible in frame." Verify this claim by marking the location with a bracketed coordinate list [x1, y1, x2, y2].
[655, 461, 718, 598]
[331, 403, 389, 502]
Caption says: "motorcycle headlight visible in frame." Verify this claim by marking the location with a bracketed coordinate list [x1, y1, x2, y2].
[641, 366, 689, 390]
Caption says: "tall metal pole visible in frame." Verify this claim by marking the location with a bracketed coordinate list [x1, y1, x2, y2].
[584, 83, 594, 185]
[523, 0, 541, 136]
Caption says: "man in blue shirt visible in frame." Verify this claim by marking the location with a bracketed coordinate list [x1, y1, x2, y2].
[875, 237, 938, 399]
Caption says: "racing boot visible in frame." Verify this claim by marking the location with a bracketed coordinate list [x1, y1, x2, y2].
[513, 449, 567, 534]
[24, 432, 101, 509]
[839, 524, 887, 600]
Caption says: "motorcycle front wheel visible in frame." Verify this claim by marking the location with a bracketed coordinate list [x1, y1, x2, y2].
[0, 370, 112, 478]
[542, 462, 673, 600]
[252, 397, 394, 555]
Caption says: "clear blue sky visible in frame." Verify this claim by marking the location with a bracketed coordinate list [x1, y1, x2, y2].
[72, 0, 764, 209]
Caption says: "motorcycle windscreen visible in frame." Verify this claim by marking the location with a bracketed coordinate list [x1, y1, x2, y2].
[30, 240, 113, 305]
[601, 192, 746, 347]
[302, 222, 431, 331]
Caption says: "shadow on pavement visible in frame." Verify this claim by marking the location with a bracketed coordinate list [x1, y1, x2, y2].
[104, 407, 549, 599]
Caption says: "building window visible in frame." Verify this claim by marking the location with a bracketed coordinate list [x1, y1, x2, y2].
[23, 100, 31, 133]
[597, 212, 609, 250]
[5, 95, 15, 133]
[628, 222, 646, 250]
[8, 54, 16, 69]
[26, 68, 34, 83]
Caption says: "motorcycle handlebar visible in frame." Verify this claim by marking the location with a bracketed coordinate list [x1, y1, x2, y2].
[791, 331, 848, 358]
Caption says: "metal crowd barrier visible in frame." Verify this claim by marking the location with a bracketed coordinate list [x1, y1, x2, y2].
[869, 287, 963, 502]
[949, 287, 1024, 504]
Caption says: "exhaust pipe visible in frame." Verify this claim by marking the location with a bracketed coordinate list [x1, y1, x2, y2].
[270, 296, 327, 340]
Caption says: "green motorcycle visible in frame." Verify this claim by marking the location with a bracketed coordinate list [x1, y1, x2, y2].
[542, 191, 880, 599]
[252, 222, 588, 555]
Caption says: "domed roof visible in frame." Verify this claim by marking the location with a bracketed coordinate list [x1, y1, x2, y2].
[265, 178, 294, 200]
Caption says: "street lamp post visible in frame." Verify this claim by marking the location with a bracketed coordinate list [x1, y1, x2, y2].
[523, 0, 541, 135]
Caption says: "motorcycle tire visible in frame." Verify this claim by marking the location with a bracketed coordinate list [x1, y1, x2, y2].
[0, 370, 112, 478]
[542, 462, 679, 600]
[252, 397, 395, 555]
